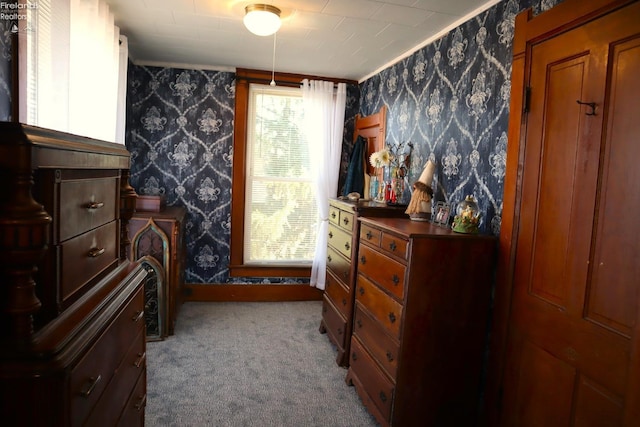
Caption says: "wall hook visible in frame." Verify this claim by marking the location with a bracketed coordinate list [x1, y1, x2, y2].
[576, 100, 597, 116]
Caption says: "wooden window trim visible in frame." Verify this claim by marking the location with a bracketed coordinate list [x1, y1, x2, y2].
[229, 68, 356, 278]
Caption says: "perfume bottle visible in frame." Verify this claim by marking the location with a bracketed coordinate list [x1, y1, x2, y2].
[384, 181, 392, 202]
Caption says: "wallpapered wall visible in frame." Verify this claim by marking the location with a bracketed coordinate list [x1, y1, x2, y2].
[125, 65, 360, 284]
[358, 0, 563, 234]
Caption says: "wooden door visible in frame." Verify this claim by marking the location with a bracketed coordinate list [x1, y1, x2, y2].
[499, 1, 640, 425]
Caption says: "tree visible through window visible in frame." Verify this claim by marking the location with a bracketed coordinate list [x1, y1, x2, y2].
[243, 84, 317, 265]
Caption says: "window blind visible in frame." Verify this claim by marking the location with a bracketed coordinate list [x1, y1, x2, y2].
[244, 84, 318, 265]
[23, 0, 126, 143]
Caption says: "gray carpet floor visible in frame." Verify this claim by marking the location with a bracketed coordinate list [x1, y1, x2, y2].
[145, 301, 379, 427]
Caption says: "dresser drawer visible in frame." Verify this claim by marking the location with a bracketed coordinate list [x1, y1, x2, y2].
[58, 176, 119, 242]
[325, 270, 350, 317]
[338, 210, 354, 232]
[326, 246, 350, 284]
[117, 369, 146, 427]
[360, 223, 382, 247]
[328, 224, 352, 259]
[355, 274, 403, 340]
[353, 302, 400, 379]
[357, 244, 405, 302]
[380, 232, 408, 260]
[349, 337, 395, 422]
[321, 298, 347, 347]
[329, 205, 341, 226]
[70, 287, 145, 425]
[85, 328, 146, 426]
[60, 221, 119, 305]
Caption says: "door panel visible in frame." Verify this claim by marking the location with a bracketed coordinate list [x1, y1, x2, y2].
[529, 55, 588, 310]
[511, 339, 576, 425]
[586, 36, 640, 337]
[574, 376, 623, 426]
[501, 3, 640, 425]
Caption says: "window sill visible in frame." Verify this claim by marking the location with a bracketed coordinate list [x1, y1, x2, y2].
[228, 264, 311, 278]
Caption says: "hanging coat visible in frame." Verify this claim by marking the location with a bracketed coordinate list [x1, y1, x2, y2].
[342, 135, 366, 197]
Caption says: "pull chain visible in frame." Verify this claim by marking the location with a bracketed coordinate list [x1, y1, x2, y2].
[270, 32, 277, 86]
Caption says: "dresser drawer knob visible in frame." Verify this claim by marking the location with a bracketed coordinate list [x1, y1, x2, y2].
[389, 312, 396, 323]
[331, 212, 337, 219]
[379, 391, 388, 403]
[328, 231, 333, 239]
[342, 298, 347, 306]
[135, 394, 147, 411]
[356, 319, 363, 328]
[359, 287, 365, 296]
[366, 231, 372, 240]
[386, 351, 394, 362]
[86, 201, 105, 210]
[327, 255, 332, 263]
[360, 255, 366, 265]
[88, 247, 105, 258]
[392, 274, 400, 286]
[351, 352, 358, 361]
[344, 242, 350, 251]
[132, 310, 144, 322]
[337, 327, 343, 336]
[134, 352, 146, 369]
[342, 217, 349, 226]
[389, 241, 397, 252]
[79, 375, 102, 397]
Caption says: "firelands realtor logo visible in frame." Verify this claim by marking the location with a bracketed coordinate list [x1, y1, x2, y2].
[1, 1, 38, 33]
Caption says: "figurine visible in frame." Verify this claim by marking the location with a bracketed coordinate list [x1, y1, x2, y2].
[405, 160, 435, 221]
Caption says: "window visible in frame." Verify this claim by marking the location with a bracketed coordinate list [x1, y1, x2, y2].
[230, 69, 350, 278]
[230, 70, 311, 278]
[243, 84, 317, 266]
[18, 0, 127, 143]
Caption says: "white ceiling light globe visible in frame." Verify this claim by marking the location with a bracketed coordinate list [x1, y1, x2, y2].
[244, 4, 282, 37]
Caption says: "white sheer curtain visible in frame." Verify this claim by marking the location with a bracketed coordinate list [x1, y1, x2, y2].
[24, 0, 126, 143]
[116, 35, 129, 144]
[301, 79, 347, 290]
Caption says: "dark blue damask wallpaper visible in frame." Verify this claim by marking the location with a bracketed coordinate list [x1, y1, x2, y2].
[358, 0, 562, 234]
[125, 65, 359, 284]
[126, 66, 236, 284]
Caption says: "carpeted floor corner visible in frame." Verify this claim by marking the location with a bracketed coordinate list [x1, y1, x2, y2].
[145, 301, 379, 427]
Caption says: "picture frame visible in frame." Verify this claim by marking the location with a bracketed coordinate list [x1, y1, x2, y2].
[433, 202, 451, 226]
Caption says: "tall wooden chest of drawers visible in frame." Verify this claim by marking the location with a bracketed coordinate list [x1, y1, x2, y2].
[346, 217, 496, 426]
[319, 198, 405, 366]
[0, 124, 147, 426]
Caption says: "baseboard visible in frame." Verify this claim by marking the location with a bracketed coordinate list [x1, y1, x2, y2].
[183, 284, 323, 302]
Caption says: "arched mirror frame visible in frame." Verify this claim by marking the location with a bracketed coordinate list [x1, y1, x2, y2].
[131, 218, 171, 340]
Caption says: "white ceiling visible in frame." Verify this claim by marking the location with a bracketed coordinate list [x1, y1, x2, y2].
[106, 0, 497, 82]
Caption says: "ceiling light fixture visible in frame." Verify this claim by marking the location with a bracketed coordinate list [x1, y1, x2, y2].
[243, 4, 282, 37]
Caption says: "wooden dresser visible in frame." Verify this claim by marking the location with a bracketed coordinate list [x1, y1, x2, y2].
[0, 123, 147, 426]
[130, 206, 187, 337]
[346, 217, 496, 426]
[319, 198, 405, 366]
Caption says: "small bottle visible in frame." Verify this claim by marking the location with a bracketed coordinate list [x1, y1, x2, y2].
[384, 181, 392, 202]
[369, 175, 379, 200]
